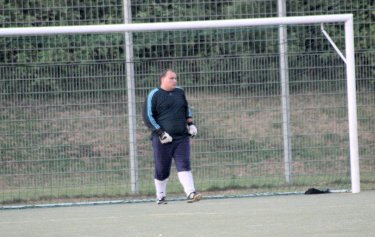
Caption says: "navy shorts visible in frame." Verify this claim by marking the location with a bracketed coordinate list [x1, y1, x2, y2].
[152, 136, 191, 180]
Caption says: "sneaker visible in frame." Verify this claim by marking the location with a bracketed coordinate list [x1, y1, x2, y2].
[187, 192, 202, 203]
[156, 197, 168, 205]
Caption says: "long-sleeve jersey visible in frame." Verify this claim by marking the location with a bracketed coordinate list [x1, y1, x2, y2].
[143, 87, 192, 140]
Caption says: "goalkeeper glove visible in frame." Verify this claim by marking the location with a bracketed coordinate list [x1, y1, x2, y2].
[187, 122, 197, 137]
[156, 129, 173, 144]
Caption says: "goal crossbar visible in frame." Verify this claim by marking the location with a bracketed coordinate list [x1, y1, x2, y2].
[0, 14, 360, 193]
[0, 14, 353, 36]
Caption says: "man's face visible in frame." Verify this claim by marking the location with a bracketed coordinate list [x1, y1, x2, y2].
[161, 71, 177, 91]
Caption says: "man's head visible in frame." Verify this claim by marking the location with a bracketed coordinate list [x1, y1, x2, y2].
[159, 69, 177, 91]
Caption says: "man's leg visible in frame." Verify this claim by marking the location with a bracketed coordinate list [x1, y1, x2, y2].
[152, 136, 173, 202]
[154, 179, 168, 204]
[174, 137, 202, 202]
[177, 171, 195, 197]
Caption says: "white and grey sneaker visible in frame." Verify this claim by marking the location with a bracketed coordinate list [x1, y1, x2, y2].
[156, 197, 168, 205]
[187, 192, 202, 203]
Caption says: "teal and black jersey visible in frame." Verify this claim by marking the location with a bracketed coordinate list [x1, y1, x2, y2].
[143, 87, 192, 140]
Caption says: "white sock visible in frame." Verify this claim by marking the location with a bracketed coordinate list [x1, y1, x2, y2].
[154, 178, 168, 200]
[177, 171, 195, 197]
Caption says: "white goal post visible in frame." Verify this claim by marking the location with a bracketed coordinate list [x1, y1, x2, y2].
[0, 14, 360, 193]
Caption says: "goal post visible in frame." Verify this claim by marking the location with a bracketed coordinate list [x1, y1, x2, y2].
[0, 14, 360, 194]
[344, 16, 360, 194]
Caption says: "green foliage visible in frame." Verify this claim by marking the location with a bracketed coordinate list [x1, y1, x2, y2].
[0, 0, 123, 27]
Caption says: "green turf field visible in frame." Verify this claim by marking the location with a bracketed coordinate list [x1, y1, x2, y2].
[1, 191, 374, 237]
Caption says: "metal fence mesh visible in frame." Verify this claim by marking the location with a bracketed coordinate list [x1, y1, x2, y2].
[0, 0, 374, 206]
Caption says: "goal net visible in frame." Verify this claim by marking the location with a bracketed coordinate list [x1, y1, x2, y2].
[0, 14, 359, 206]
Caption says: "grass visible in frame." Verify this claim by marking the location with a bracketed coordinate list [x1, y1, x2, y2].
[1, 92, 374, 205]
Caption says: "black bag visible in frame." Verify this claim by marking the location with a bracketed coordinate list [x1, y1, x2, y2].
[305, 188, 330, 194]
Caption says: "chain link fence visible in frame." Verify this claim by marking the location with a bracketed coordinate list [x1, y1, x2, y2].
[0, 0, 374, 206]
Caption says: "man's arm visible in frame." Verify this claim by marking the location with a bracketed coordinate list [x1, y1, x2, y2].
[142, 88, 161, 131]
[181, 90, 197, 137]
[186, 117, 193, 124]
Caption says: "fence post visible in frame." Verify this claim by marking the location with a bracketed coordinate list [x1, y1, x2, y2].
[124, 0, 138, 194]
[278, 0, 292, 184]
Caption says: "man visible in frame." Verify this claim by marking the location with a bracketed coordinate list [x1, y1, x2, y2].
[143, 69, 202, 204]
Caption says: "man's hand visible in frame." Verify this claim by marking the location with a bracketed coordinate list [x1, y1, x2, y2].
[157, 129, 173, 144]
[187, 123, 197, 137]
